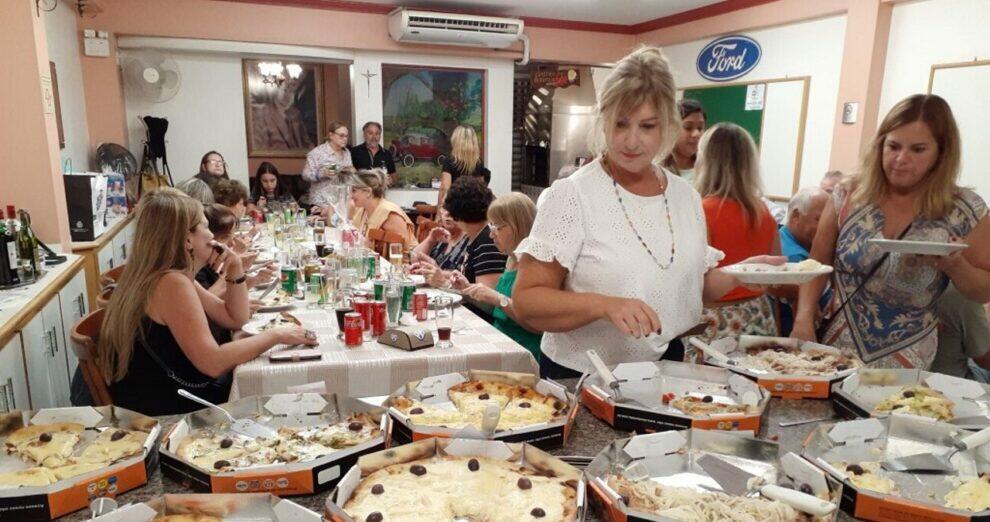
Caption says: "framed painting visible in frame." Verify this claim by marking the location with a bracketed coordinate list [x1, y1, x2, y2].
[243, 59, 323, 157]
[381, 64, 485, 186]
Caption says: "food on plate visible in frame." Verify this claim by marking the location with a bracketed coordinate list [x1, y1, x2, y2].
[391, 380, 568, 431]
[794, 259, 823, 272]
[741, 344, 859, 376]
[256, 312, 302, 332]
[668, 395, 753, 416]
[4, 422, 85, 468]
[874, 385, 954, 421]
[344, 455, 578, 521]
[258, 291, 294, 308]
[176, 414, 379, 473]
[607, 474, 807, 521]
[835, 462, 897, 494]
[944, 474, 990, 512]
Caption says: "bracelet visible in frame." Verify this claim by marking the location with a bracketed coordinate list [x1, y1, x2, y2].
[225, 274, 247, 284]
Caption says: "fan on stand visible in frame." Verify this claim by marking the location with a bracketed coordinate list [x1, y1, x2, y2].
[121, 50, 181, 103]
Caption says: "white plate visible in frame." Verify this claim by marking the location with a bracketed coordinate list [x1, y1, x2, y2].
[869, 238, 968, 256]
[722, 262, 833, 285]
[242, 312, 303, 335]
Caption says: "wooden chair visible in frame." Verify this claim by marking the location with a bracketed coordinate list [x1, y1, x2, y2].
[95, 286, 115, 309]
[99, 264, 126, 288]
[69, 308, 113, 406]
[413, 203, 437, 222]
[416, 217, 438, 244]
[366, 228, 406, 258]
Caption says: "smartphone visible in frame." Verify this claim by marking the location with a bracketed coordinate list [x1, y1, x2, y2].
[269, 349, 322, 363]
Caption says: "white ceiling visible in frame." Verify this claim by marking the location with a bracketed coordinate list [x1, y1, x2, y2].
[353, 0, 724, 26]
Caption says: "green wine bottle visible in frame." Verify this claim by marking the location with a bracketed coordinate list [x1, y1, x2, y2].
[16, 209, 39, 282]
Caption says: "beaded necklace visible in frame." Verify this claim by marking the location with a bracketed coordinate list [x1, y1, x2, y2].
[604, 157, 676, 270]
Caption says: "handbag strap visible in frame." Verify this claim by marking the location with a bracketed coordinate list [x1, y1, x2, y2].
[819, 221, 913, 331]
[137, 333, 211, 389]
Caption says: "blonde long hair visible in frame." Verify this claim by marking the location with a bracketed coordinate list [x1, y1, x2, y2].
[593, 45, 680, 162]
[98, 188, 204, 383]
[450, 126, 481, 174]
[850, 94, 961, 219]
[694, 123, 765, 227]
[487, 193, 536, 261]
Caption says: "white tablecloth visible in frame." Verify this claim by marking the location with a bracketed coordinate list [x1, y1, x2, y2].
[229, 305, 539, 399]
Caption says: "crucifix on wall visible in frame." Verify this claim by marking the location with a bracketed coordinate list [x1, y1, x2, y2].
[361, 69, 377, 97]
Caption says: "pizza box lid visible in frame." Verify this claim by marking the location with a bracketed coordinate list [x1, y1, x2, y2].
[325, 437, 586, 522]
[581, 360, 769, 420]
[159, 393, 388, 476]
[834, 369, 990, 428]
[91, 493, 320, 521]
[385, 369, 578, 437]
[700, 335, 860, 383]
[0, 406, 160, 498]
[802, 414, 990, 517]
[586, 429, 840, 521]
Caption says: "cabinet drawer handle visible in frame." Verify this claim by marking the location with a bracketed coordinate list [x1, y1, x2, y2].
[3, 379, 13, 411]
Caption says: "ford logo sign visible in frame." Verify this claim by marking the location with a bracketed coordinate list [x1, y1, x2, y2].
[696, 35, 761, 82]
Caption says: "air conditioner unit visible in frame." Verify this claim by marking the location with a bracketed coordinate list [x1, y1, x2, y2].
[387, 8, 524, 50]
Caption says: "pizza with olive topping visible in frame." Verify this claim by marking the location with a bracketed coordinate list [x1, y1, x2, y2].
[343, 456, 578, 522]
[391, 380, 568, 431]
[668, 395, 754, 416]
[874, 385, 954, 421]
[5, 423, 85, 468]
[741, 344, 860, 376]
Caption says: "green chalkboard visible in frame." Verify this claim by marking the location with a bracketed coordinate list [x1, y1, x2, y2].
[683, 84, 763, 146]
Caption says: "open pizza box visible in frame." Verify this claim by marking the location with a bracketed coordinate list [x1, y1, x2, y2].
[159, 393, 389, 496]
[90, 493, 320, 521]
[581, 360, 770, 434]
[587, 429, 842, 522]
[832, 369, 990, 429]
[0, 406, 160, 520]
[803, 415, 990, 521]
[696, 335, 861, 399]
[385, 370, 580, 450]
[324, 437, 586, 521]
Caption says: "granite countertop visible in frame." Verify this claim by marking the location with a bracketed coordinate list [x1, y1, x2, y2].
[61, 383, 852, 521]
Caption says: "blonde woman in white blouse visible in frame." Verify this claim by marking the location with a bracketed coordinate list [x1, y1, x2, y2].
[514, 46, 784, 378]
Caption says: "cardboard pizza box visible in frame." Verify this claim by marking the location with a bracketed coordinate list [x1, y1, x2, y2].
[91, 492, 320, 521]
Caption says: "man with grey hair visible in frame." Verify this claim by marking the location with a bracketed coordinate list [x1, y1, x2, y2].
[780, 187, 829, 262]
[820, 170, 843, 194]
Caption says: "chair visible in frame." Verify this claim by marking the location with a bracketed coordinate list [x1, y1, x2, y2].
[69, 308, 113, 406]
[99, 264, 126, 288]
[413, 203, 437, 222]
[95, 285, 115, 309]
[366, 228, 406, 258]
[416, 217, 438, 244]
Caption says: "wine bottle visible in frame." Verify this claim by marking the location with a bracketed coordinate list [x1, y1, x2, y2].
[0, 220, 19, 286]
[16, 209, 39, 282]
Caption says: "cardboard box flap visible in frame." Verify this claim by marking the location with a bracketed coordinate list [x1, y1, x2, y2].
[828, 418, 885, 445]
[623, 431, 687, 460]
[925, 373, 986, 400]
[272, 497, 322, 521]
[264, 393, 329, 416]
[91, 502, 159, 521]
[415, 373, 467, 401]
[780, 452, 829, 496]
[30, 407, 103, 427]
[443, 438, 515, 460]
[612, 362, 660, 382]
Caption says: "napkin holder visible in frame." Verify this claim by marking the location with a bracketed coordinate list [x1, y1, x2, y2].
[378, 327, 434, 351]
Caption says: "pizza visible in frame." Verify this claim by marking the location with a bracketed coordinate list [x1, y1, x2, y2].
[73, 428, 145, 465]
[257, 311, 302, 331]
[874, 385, 954, 421]
[0, 467, 59, 487]
[834, 462, 897, 494]
[258, 291, 295, 309]
[741, 345, 859, 376]
[667, 395, 753, 416]
[945, 474, 990, 512]
[607, 474, 811, 521]
[343, 455, 578, 521]
[5, 422, 85, 468]
[176, 414, 380, 473]
[392, 380, 568, 432]
[152, 516, 221, 522]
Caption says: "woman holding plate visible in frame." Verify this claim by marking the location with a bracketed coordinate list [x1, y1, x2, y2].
[512, 46, 784, 379]
[790, 94, 990, 369]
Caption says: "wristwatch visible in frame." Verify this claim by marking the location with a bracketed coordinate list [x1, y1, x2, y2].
[497, 295, 511, 309]
[226, 274, 247, 285]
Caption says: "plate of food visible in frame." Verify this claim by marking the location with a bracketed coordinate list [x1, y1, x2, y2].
[869, 238, 968, 256]
[242, 312, 303, 336]
[252, 290, 297, 312]
[722, 259, 833, 285]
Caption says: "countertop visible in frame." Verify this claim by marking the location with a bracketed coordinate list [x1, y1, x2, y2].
[60, 381, 853, 521]
[0, 254, 84, 348]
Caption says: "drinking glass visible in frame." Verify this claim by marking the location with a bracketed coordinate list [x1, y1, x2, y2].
[388, 244, 403, 276]
[434, 296, 454, 348]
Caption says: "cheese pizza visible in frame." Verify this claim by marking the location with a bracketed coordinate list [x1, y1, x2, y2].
[945, 474, 990, 512]
[874, 385, 954, 421]
[392, 380, 568, 431]
[741, 345, 859, 376]
[668, 395, 753, 416]
[835, 462, 897, 495]
[5, 423, 85, 468]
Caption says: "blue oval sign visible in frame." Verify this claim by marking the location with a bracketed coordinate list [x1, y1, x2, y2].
[696, 35, 761, 82]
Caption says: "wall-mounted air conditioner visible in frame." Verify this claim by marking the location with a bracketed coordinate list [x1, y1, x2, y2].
[387, 8, 525, 50]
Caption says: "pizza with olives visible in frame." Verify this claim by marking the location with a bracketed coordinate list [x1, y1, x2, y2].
[741, 344, 860, 376]
[667, 395, 754, 416]
[874, 385, 954, 421]
[391, 380, 568, 431]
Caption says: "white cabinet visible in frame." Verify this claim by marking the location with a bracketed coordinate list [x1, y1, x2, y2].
[21, 297, 72, 409]
[57, 269, 88, 378]
[112, 230, 129, 264]
[97, 242, 115, 274]
[0, 337, 30, 413]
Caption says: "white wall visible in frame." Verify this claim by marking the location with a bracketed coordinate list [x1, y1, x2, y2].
[352, 51, 516, 197]
[44, 2, 91, 171]
[652, 14, 847, 192]
[122, 51, 250, 186]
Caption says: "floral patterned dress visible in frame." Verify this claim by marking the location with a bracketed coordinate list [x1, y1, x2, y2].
[820, 185, 986, 368]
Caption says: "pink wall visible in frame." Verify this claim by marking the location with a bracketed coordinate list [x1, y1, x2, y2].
[1, 0, 72, 246]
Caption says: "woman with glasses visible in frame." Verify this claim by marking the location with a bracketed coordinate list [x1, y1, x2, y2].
[302, 121, 354, 212]
[194, 151, 230, 192]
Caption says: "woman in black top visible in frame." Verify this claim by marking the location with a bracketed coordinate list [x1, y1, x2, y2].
[249, 161, 297, 214]
[437, 125, 488, 208]
[98, 188, 316, 416]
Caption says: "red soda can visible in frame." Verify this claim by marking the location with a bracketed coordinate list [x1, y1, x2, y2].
[413, 292, 428, 321]
[371, 300, 387, 336]
[352, 299, 373, 333]
[251, 209, 264, 223]
[343, 312, 363, 347]
[341, 228, 358, 247]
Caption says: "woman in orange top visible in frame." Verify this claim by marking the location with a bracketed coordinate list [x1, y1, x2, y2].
[694, 123, 781, 342]
[349, 169, 418, 250]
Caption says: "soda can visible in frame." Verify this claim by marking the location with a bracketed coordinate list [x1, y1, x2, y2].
[373, 280, 386, 300]
[413, 291, 428, 321]
[341, 228, 359, 247]
[343, 312, 363, 347]
[280, 265, 298, 294]
[371, 300, 387, 336]
[401, 281, 416, 311]
[352, 299, 373, 333]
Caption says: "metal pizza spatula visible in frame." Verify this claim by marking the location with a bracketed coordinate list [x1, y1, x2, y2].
[698, 454, 837, 517]
[177, 389, 277, 439]
[882, 425, 990, 474]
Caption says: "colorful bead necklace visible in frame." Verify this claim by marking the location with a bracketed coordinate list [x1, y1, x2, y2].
[604, 158, 676, 270]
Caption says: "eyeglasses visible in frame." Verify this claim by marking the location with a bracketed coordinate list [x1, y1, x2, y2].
[488, 222, 505, 232]
[207, 160, 226, 166]
[332, 132, 349, 139]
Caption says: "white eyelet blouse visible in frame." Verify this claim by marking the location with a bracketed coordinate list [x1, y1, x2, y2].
[515, 158, 723, 373]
